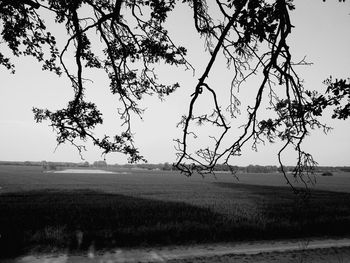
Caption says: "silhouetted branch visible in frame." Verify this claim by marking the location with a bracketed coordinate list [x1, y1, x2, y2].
[1, 0, 348, 183]
[174, 0, 334, 186]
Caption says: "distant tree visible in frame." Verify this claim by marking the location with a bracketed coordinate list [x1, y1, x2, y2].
[162, 162, 172, 171]
[1, 1, 349, 188]
[48, 163, 58, 170]
[78, 161, 90, 167]
[42, 161, 58, 171]
[93, 160, 107, 167]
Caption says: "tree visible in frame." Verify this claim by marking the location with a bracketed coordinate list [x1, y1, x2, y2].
[1, 0, 189, 163]
[93, 160, 107, 167]
[162, 162, 172, 171]
[1, 0, 349, 189]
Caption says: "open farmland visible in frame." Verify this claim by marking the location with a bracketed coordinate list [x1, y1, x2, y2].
[1, 165, 350, 258]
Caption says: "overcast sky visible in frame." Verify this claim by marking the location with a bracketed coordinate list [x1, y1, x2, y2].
[0, 0, 349, 166]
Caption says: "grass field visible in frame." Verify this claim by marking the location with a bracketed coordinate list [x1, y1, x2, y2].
[1, 165, 350, 258]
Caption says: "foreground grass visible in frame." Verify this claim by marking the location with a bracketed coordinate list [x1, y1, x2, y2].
[1, 184, 350, 258]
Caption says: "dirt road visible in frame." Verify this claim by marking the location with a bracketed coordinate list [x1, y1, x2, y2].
[5, 238, 350, 263]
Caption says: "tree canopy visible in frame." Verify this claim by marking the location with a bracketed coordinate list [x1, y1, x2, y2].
[1, 0, 349, 188]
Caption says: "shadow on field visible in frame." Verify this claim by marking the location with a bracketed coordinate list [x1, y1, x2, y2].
[0, 189, 227, 258]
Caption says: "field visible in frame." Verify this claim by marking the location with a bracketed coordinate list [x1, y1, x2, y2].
[1, 165, 350, 258]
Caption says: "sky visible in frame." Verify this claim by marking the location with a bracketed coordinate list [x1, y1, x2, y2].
[0, 0, 349, 166]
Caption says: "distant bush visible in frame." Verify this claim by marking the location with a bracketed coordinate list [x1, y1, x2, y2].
[42, 162, 58, 171]
[48, 163, 58, 170]
[322, 171, 333, 176]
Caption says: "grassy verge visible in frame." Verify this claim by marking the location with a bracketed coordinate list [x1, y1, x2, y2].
[1, 183, 350, 258]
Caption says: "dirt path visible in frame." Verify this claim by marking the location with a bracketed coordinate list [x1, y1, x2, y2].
[5, 238, 350, 263]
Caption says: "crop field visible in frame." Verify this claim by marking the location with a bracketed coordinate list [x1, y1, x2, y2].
[1, 165, 350, 258]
